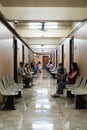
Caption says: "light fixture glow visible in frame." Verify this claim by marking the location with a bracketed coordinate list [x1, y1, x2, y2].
[28, 22, 58, 29]
[28, 22, 42, 26]
[45, 22, 58, 26]
[44, 25, 58, 29]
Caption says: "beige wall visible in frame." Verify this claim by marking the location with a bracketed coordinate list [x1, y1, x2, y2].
[56, 39, 70, 71]
[63, 39, 70, 72]
[0, 21, 33, 102]
[0, 22, 14, 77]
[24, 46, 29, 63]
[56, 46, 61, 67]
[34, 55, 42, 64]
[17, 39, 22, 68]
[59, 22, 87, 76]
[74, 39, 87, 76]
[0, 39, 14, 77]
[73, 22, 87, 100]
[52, 49, 57, 67]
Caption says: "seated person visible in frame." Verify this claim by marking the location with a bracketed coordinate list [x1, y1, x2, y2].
[52, 62, 79, 97]
[46, 61, 53, 72]
[24, 63, 34, 85]
[30, 61, 37, 74]
[18, 62, 32, 88]
[37, 61, 42, 73]
[57, 63, 67, 83]
[25, 63, 33, 76]
[49, 61, 53, 70]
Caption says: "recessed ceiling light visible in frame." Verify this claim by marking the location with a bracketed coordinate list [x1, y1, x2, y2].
[14, 20, 19, 24]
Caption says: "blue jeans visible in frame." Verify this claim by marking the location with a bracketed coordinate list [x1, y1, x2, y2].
[56, 81, 68, 94]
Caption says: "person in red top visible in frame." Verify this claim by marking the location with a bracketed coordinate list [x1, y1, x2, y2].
[52, 62, 79, 97]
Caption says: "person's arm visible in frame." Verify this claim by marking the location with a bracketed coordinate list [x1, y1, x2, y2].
[69, 71, 78, 79]
[18, 68, 26, 77]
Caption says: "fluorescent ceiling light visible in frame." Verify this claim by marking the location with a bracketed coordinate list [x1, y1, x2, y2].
[28, 22, 42, 29]
[45, 22, 58, 26]
[28, 22, 42, 26]
[45, 22, 58, 29]
[28, 22, 58, 29]
[44, 25, 58, 29]
[29, 25, 41, 29]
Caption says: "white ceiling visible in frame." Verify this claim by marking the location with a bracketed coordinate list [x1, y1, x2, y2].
[0, 0, 87, 54]
[0, 0, 87, 7]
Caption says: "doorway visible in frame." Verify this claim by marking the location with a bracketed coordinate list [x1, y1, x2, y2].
[62, 44, 64, 66]
[70, 37, 74, 72]
[13, 38, 17, 82]
[43, 56, 49, 68]
[22, 45, 24, 62]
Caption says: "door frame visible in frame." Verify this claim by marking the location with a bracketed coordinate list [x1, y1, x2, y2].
[62, 44, 64, 66]
[13, 38, 17, 82]
[69, 37, 74, 72]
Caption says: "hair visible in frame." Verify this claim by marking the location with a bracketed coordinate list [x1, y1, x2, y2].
[38, 61, 41, 64]
[25, 63, 29, 67]
[59, 63, 63, 66]
[72, 62, 79, 71]
[20, 61, 24, 65]
[50, 61, 52, 64]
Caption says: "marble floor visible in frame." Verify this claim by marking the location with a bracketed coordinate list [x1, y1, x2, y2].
[0, 70, 87, 130]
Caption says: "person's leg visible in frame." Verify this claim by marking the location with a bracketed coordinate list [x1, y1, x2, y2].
[56, 81, 68, 94]
[52, 81, 68, 97]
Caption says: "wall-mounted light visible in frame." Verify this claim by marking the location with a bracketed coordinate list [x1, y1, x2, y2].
[14, 20, 19, 25]
[41, 44, 44, 46]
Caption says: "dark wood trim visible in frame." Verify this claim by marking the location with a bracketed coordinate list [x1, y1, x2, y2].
[0, 11, 33, 53]
[56, 49, 57, 67]
[62, 44, 64, 66]
[56, 18, 87, 46]
[69, 37, 74, 72]
[22, 45, 25, 62]
[13, 38, 17, 83]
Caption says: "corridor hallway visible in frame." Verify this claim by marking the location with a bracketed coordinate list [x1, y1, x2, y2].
[0, 70, 87, 130]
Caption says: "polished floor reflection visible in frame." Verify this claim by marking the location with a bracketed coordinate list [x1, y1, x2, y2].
[0, 70, 87, 130]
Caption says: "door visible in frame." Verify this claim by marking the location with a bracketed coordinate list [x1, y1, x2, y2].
[70, 37, 74, 72]
[62, 44, 64, 66]
[22, 45, 24, 62]
[43, 56, 49, 68]
[13, 38, 17, 82]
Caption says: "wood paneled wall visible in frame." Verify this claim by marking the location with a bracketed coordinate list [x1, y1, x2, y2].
[58, 22, 87, 76]
[24, 47, 29, 63]
[0, 22, 13, 77]
[52, 49, 57, 67]
[74, 23, 87, 76]
[17, 39, 22, 68]
[63, 39, 70, 72]
[56, 46, 61, 67]
[0, 18, 34, 102]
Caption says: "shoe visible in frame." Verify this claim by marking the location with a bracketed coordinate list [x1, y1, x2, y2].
[51, 94, 60, 98]
[32, 84, 35, 86]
